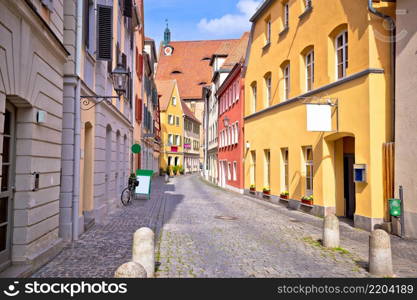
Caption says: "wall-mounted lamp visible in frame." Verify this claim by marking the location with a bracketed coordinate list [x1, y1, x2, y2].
[80, 63, 130, 110]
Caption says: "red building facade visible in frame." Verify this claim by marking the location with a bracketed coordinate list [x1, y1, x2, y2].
[217, 63, 245, 193]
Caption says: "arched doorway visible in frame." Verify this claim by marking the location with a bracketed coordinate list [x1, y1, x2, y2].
[330, 134, 356, 220]
[82, 122, 94, 213]
[105, 125, 112, 203]
[342, 137, 356, 219]
[116, 131, 121, 197]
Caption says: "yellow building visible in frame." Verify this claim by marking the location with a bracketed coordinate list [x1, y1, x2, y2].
[158, 80, 184, 170]
[244, 0, 395, 231]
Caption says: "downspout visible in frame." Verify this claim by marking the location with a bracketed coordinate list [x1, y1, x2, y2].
[73, 0, 83, 241]
[368, 0, 396, 142]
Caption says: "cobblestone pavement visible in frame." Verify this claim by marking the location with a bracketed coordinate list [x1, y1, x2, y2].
[32, 177, 169, 278]
[33, 174, 417, 278]
[155, 175, 417, 278]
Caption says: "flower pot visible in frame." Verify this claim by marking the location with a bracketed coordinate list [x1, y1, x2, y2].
[302, 199, 313, 206]
[263, 191, 271, 195]
[280, 195, 288, 199]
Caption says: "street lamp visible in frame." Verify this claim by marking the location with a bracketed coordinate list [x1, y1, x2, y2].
[111, 62, 130, 97]
[80, 63, 130, 110]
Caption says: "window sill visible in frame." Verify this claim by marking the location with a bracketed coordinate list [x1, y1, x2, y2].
[279, 27, 289, 37]
[299, 6, 313, 20]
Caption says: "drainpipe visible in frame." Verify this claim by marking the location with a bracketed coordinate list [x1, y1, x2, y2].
[72, 0, 83, 241]
[368, 0, 396, 142]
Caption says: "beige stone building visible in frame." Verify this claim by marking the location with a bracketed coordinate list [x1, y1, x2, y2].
[0, 0, 68, 275]
[395, 0, 417, 239]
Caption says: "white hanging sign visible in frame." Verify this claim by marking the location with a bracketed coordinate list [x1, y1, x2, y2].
[306, 104, 332, 132]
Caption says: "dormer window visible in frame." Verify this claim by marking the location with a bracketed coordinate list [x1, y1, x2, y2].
[171, 70, 182, 75]
[198, 82, 207, 86]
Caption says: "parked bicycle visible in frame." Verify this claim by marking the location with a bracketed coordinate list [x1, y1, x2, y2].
[121, 174, 139, 206]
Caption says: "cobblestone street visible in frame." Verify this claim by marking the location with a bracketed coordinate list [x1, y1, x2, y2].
[33, 175, 417, 278]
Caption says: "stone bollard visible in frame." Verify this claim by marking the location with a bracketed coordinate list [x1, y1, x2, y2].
[114, 262, 147, 278]
[369, 229, 394, 277]
[132, 227, 155, 278]
[323, 214, 340, 248]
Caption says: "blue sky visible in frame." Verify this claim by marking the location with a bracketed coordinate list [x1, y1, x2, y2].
[144, 0, 261, 46]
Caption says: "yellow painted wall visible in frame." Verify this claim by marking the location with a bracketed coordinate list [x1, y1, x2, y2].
[244, 0, 394, 223]
[160, 83, 184, 169]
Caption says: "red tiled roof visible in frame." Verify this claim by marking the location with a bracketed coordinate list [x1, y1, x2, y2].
[181, 100, 201, 124]
[222, 32, 250, 69]
[156, 39, 239, 100]
[156, 80, 176, 111]
[145, 36, 154, 41]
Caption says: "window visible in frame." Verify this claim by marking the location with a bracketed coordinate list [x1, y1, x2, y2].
[227, 162, 232, 180]
[175, 135, 181, 146]
[284, 2, 289, 28]
[250, 151, 256, 186]
[306, 50, 314, 91]
[264, 150, 271, 187]
[283, 64, 290, 100]
[304, 147, 313, 196]
[235, 81, 239, 101]
[265, 18, 272, 45]
[231, 124, 235, 144]
[176, 116, 180, 126]
[235, 122, 239, 144]
[251, 83, 257, 113]
[168, 115, 174, 125]
[96, 5, 113, 61]
[336, 31, 348, 79]
[172, 97, 177, 106]
[168, 134, 173, 145]
[83, 0, 92, 49]
[265, 73, 272, 107]
[233, 162, 237, 181]
[282, 148, 289, 192]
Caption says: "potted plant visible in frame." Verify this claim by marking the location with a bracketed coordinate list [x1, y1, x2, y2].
[280, 191, 289, 199]
[179, 165, 185, 175]
[173, 165, 179, 176]
[249, 185, 256, 193]
[301, 195, 314, 205]
[263, 187, 271, 196]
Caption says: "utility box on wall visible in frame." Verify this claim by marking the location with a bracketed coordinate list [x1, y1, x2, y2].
[353, 164, 367, 183]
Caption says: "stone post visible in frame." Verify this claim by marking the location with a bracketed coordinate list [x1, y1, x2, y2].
[323, 214, 340, 248]
[369, 229, 394, 277]
[114, 262, 147, 278]
[132, 227, 155, 278]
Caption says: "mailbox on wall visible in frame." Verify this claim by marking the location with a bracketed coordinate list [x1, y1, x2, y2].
[353, 164, 367, 183]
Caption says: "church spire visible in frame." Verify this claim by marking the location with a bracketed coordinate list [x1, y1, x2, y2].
[163, 19, 171, 46]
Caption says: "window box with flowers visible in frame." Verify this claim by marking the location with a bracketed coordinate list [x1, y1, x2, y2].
[263, 187, 271, 196]
[301, 195, 314, 206]
[280, 191, 289, 199]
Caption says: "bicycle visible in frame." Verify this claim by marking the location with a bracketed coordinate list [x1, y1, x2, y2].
[120, 175, 139, 206]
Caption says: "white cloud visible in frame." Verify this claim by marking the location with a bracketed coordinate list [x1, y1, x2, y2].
[198, 0, 261, 36]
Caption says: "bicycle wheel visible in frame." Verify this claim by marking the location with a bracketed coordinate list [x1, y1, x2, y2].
[121, 187, 131, 206]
